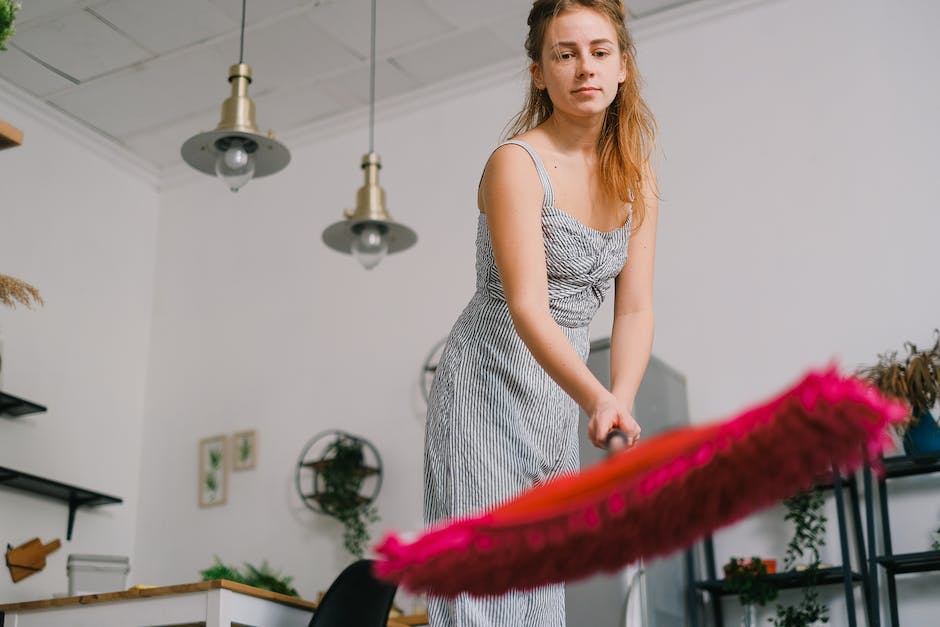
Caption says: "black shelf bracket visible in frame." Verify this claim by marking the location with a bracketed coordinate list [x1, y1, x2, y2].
[0, 466, 122, 540]
[0, 391, 47, 417]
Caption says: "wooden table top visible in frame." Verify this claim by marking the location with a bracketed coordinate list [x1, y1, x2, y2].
[0, 579, 429, 625]
[0, 580, 318, 612]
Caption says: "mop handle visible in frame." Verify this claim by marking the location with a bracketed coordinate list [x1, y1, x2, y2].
[605, 428, 632, 452]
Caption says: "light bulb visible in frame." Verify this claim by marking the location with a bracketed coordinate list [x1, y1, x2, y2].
[224, 144, 249, 170]
[351, 224, 388, 270]
[214, 140, 255, 192]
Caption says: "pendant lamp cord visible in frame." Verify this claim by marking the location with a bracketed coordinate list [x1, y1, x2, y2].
[369, 0, 376, 153]
[238, 0, 247, 64]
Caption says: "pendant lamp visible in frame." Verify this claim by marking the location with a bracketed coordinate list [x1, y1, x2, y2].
[181, 0, 290, 192]
[322, 0, 417, 270]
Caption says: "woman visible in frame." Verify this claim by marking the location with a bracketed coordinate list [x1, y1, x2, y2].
[424, 1, 657, 624]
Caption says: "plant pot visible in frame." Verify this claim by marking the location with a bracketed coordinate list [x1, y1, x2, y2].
[902, 409, 940, 460]
[741, 603, 757, 627]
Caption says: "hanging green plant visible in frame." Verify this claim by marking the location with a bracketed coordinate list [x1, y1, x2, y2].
[316, 436, 380, 558]
[773, 488, 829, 627]
[0, 1, 19, 51]
[297, 431, 384, 558]
[199, 556, 299, 597]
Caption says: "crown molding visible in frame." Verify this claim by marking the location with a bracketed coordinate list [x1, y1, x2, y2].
[0, 75, 161, 190]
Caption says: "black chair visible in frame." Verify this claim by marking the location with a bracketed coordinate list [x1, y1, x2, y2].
[308, 559, 398, 627]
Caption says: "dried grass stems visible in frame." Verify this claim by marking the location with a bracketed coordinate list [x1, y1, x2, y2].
[0, 273, 43, 309]
[858, 330, 940, 427]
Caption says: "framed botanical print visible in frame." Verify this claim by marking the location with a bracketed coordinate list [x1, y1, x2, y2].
[199, 435, 228, 507]
[232, 430, 257, 471]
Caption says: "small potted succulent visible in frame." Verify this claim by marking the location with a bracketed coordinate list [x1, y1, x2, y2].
[858, 331, 940, 458]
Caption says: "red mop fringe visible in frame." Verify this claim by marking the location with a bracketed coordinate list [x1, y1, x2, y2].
[374, 367, 907, 597]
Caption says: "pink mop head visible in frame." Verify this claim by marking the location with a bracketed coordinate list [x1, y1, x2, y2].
[374, 368, 906, 598]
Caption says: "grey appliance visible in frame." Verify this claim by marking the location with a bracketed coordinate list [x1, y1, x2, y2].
[565, 339, 696, 627]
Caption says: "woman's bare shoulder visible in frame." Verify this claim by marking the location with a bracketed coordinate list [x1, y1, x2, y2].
[478, 140, 543, 215]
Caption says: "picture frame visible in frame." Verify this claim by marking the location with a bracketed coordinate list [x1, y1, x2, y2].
[199, 435, 228, 507]
[231, 430, 257, 471]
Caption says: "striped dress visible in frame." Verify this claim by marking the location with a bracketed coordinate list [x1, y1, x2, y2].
[423, 139, 631, 626]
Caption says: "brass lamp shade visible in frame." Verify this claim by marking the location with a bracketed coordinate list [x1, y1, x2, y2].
[322, 152, 417, 255]
[181, 63, 290, 184]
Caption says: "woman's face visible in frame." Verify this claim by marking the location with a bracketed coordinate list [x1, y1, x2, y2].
[532, 7, 626, 120]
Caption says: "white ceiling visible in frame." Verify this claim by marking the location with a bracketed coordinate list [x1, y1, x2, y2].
[0, 0, 703, 172]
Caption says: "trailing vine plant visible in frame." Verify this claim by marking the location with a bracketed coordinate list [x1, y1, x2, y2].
[773, 488, 829, 627]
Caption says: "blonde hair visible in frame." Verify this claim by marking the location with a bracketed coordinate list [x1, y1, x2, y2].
[505, 0, 656, 229]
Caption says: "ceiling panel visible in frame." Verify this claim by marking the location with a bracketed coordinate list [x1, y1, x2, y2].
[391, 27, 516, 84]
[48, 46, 233, 137]
[307, 0, 453, 58]
[92, 0, 237, 55]
[483, 6, 532, 58]
[211, 14, 362, 93]
[251, 80, 348, 131]
[16, 0, 90, 25]
[0, 46, 76, 97]
[424, 0, 528, 27]
[208, 0, 312, 26]
[321, 59, 420, 105]
[628, 0, 699, 18]
[13, 8, 152, 81]
[123, 108, 221, 169]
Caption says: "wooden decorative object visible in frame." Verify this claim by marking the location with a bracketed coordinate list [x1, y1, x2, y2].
[5, 537, 61, 582]
[0, 119, 24, 150]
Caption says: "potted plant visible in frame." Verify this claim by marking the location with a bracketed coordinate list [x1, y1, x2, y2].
[723, 556, 778, 627]
[0, 1, 19, 51]
[858, 331, 940, 457]
[773, 489, 829, 627]
[199, 557, 299, 597]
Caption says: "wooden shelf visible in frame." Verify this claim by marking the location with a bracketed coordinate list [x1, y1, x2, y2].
[0, 390, 47, 417]
[695, 566, 864, 595]
[0, 466, 122, 540]
[0, 119, 24, 150]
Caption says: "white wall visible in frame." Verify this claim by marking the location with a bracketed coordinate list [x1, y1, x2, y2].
[0, 85, 159, 601]
[636, 0, 940, 624]
[137, 0, 940, 622]
[1, 0, 937, 624]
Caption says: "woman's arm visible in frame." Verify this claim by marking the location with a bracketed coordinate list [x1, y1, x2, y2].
[481, 144, 638, 448]
[609, 166, 659, 414]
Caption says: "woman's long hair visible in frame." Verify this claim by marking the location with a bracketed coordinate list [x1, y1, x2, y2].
[505, 0, 657, 229]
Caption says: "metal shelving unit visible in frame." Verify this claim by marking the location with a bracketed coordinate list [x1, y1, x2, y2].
[694, 470, 872, 627]
[865, 454, 940, 627]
